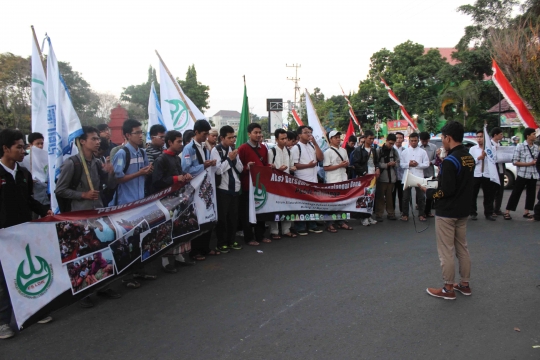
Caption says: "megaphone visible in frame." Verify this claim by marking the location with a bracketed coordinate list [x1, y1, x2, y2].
[402, 169, 438, 190]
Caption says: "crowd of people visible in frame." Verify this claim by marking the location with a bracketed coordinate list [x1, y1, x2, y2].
[0, 117, 539, 339]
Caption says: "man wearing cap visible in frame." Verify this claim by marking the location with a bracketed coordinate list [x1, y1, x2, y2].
[205, 128, 218, 152]
[323, 131, 353, 232]
[511, 136, 520, 146]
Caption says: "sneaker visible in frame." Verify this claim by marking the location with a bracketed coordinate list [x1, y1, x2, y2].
[79, 296, 95, 308]
[96, 288, 121, 299]
[485, 215, 496, 221]
[0, 324, 15, 339]
[308, 227, 323, 234]
[470, 214, 477, 220]
[368, 218, 377, 225]
[297, 229, 308, 236]
[453, 283, 472, 296]
[216, 245, 230, 253]
[37, 316, 53, 324]
[361, 218, 370, 226]
[426, 287, 456, 300]
[229, 242, 243, 250]
[375, 216, 384, 222]
[162, 264, 178, 273]
[494, 210, 503, 216]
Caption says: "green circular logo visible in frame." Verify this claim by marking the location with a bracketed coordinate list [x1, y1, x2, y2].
[165, 99, 190, 131]
[253, 172, 267, 210]
[15, 245, 53, 298]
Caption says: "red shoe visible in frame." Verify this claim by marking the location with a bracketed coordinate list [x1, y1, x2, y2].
[453, 283, 471, 296]
[426, 287, 456, 300]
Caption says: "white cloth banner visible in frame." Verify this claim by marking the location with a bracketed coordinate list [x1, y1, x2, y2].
[483, 125, 501, 185]
[46, 37, 83, 214]
[147, 81, 165, 142]
[305, 89, 328, 152]
[0, 223, 71, 329]
[21, 146, 49, 183]
[31, 35, 48, 147]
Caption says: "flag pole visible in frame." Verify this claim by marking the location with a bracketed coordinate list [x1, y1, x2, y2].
[76, 138, 94, 192]
[31, 25, 46, 74]
[155, 50, 198, 123]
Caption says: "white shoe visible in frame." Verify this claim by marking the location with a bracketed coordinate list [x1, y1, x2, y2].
[368, 218, 377, 225]
[361, 218, 370, 226]
[0, 324, 15, 339]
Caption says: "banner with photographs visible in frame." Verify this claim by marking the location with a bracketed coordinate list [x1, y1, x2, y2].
[248, 166, 376, 222]
[0, 171, 216, 329]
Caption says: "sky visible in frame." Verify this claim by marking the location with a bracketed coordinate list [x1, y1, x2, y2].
[0, 0, 475, 119]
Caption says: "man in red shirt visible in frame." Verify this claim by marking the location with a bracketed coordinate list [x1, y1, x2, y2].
[238, 123, 271, 246]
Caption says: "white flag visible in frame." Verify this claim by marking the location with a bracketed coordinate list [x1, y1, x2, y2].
[21, 146, 49, 183]
[46, 36, 83, 213]
[305, 89, 328, 152]
[483, 125, 500, 186]
[146, 81, 165, 142]
[31, 34, 48, 148]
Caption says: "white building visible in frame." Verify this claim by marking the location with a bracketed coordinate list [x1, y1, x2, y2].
[210, 110, 241, 131]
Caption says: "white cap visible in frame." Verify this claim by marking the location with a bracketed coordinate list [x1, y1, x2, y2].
[328, 130, 342, 138]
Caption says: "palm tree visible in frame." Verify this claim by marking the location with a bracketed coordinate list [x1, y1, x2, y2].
[440, 80, 480, 127]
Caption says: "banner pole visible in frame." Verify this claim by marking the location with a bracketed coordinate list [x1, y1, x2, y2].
[155, 50, 198, 123]
[76, 138, 94, 191]
[30, 25, 46, 74]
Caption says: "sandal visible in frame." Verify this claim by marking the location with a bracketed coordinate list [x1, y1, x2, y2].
[247, 240, 260, 246]
[261, 238, 272, 243]
[282, 232, 298, 238]
[326, 226, 338, 233]
[523, 213, 534, 219]
[400, 216, 408, 222]
[133, 272, 157, 280]
[339, 223, 353, 230]
[122, 278, 141, 289]
[207, 250, 221, 256]
[426, 213, 435, 218]
[270, 234, 281, 240]
[192, 254, 206, 261]
[503, 213, 512, 220]
[419, 216, 427, 222]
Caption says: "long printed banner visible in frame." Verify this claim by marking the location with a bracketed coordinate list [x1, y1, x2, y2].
[249, 166, 376, 221]
[0, 172, 217, 329]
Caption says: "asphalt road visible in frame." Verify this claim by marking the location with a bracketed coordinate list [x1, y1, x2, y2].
[2, 188, 540, 360]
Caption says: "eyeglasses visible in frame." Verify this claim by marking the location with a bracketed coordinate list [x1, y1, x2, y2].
[152, 136, 165, 139]
[130, 131, 146, 136]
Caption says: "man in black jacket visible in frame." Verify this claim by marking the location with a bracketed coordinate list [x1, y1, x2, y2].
[0, 129, 53, 339]
[419, 121, 475, 300]
[351, 130, 379, 226]
[152, 130, 192, 272]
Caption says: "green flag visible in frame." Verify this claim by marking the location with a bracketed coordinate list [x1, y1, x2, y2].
[237, 80, 249, 146]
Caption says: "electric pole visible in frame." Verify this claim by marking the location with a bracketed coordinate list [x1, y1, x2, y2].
[286, 63, 301, 108]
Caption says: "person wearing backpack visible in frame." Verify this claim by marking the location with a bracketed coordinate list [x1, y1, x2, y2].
[55, 126, 121, 308]
[211, 125, 244, 253]
[0, 129, 53, 339]
[268, 128, 297, 239]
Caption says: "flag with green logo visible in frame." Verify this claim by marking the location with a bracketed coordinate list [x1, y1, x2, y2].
[237, 79, 249, 146]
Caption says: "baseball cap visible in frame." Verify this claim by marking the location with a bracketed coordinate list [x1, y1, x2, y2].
[328, 130, 342, 138]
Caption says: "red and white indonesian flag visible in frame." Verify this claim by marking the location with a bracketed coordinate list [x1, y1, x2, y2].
[380, 77, 418, 130]
[492, 59, 538, 129]
[291, 108, 304, 127]
[341, 118, 356, 149]
[305, 89, 328, 151]
[483, 124, 500, 185]
[339, 84, 361, 128]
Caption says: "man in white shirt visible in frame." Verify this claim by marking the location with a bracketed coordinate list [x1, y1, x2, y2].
[400, 132, 429, 221]
[470, 130, 497, 221]
[323, 131, 353, 232]
[490, 127, 505, 216]
[268, 129, 298, 238]
[212, 125, 244, 253]
[392, 132, 406, 215]
[290, 125, 324, 235]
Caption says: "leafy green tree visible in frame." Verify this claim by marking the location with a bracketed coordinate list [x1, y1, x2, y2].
[0, 53, 31, 131]
[121, 66, 158, 113]
[177, 65, 210, 112]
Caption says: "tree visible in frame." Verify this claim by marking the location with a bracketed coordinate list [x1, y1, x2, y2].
[121, 66, 158, 113]
[440, 80, 480, 126]
[177, 65, 210, 111]
[94, 92, 120, 121]
[0, 53, 31, 131]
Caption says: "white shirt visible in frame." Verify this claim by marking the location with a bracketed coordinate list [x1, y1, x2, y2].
[323, 146, 348, 183]
[400, 146, 429, 178]
[290, 142, 318, 182]
[0, 160, 17, 179]
[268, 146, 292, 174]
[211, 146, 243, 192]
[491, 140, 505, 174]
[470, 145, 491, 178]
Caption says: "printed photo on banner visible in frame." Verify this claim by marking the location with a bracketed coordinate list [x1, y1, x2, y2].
[109, 220, 147, 274]
[198, 174, 215, 213]
[141, 220, 173, 261]
[110, 203, 167, 235]
[66, 248, 115, 295]
[160, 184, 196, 216]
[172, 203, 199, 239]
[356, 196, 374, 212]
[56, 216, 117, 264]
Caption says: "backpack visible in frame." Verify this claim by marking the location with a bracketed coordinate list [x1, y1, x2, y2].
[270, 147, 291, 164]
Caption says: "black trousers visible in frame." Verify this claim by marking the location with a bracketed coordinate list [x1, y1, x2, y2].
[392, 180, 404, 214]
[239, 191, 266, 243]
[216, 190, 240, 247]
[0, 261, 12, 325]
[493, 173, 505, 212]
[506, 176, 538, 211]
[534, 187, 540, 220]
[471, 177, 496, 217]
[190, 230, 212, 257]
